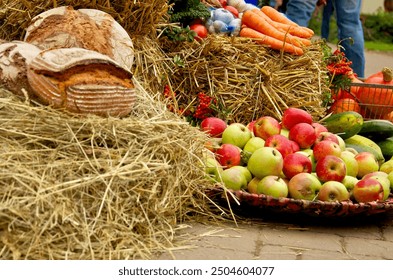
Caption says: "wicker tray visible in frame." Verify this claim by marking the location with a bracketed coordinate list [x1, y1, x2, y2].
[207, 187, 393, 217]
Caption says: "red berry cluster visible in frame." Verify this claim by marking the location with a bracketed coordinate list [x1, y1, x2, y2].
[163, 84, 176, 99]
[326, 49, 353, 76]
[194, 92, 216, 120]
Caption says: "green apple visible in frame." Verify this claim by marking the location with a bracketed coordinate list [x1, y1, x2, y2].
[257, 175, 288, 198]
[242, 137, 265, 163]
[363, 172, 390, 200]
[220, 167, 248, 190]
[247, 147, 283, 179]
[231, 166, 252, 183]
[288, 172, 322, 200]
[342, 175, 359, 192]
[345, 147, 359, 156]
[317, 181, 350, 202]
[221, 123, 252, 149]
[204, 156, 223, 182]
[280, 128, 289, 137]
[379, 160, 393, 174]
[340, 150, 359, 177]
[247, 177, 261, 194]
[336, 134, 346, 151]
[354, 152, 379, 178]
[388, 171, 393, 192]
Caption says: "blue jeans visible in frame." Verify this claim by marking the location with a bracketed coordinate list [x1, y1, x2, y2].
[321, 0, 334, 40]
[285, 0, 365, 78]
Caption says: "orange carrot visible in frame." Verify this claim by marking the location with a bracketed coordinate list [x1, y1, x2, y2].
[261, 5, 299, 26]
[240, 27, 304, 55]
[242, 10, 310, 48]
[251, 8, 312, 43]
[261, 5, 314, 37]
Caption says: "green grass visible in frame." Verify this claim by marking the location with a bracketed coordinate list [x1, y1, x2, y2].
[364, 41, 393, 52]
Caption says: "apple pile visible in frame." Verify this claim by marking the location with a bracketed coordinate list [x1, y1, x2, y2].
[201, 108, 393, 203]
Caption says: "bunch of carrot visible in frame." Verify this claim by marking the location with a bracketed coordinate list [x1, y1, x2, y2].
[240, 6, 314, 56]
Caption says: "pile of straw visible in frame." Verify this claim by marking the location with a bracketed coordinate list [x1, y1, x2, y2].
[0, 0, 169, 40]
[159, 36, 330, 123]
[0, 82, 222, 260]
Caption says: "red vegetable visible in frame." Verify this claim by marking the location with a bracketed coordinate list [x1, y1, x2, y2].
[190, 24, 208, 40]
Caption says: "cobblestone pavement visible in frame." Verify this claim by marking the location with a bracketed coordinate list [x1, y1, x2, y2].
[157, 49, 393, 261]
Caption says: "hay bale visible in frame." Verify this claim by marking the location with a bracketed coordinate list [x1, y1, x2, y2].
[157, 35, 330, 124]
[0, 81, 220, 260]
[0, 0, 169, 41]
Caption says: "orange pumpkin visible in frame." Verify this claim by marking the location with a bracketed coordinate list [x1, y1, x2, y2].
[357, 67, 393, 117]
[328, 98, 361, 114]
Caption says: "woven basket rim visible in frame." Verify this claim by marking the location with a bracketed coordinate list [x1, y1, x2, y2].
[207, 187, 393, 217]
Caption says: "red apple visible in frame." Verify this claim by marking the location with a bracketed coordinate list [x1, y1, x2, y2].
[353, 178, 384, 203]
[288, 122, 317, 149]
[312, 122, 328, 136]
[316, 155, 346, 182]
[253, 116, 281, 140]
[282, 107, 313, 130]
[283, 153, 312, 179]
[314, 131, 339, 145]
[264, 134, 297, 158]
[362, 172, 390, 200]
[215, 143, 241, 169]
[289, 140, 300, 154]
[312, 140, 342, 162]
[247, 120, 256, 133]
[354, 152, 379, 178]
[317, 181, 350, 202]
[200, 117, 227, 137]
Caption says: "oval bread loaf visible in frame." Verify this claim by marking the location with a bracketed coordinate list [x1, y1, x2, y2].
[26, 47, 136, 117]
[24, 6, 134, 70]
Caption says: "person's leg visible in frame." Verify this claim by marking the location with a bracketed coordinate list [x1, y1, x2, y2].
[285, 0, 319, 27]
[321, 0, 334, 40]
[333, 0, 365, 77]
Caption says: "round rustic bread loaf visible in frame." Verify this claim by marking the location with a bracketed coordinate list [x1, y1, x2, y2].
[24, 6, 134, 71]
[0, 40, 41, 98]
[26, 47, 136, 117]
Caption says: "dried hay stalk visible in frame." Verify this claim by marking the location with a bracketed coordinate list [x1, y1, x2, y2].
[0, 81, 224, 260]
[158, 36, 329, 123]
[0, 0, 169, 40]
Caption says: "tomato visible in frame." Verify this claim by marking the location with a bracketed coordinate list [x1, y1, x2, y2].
[225, 6, 239, 18]
[190, 24, 208, 41]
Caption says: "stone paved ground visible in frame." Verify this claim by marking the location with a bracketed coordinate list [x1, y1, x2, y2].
[157, 207, 393, 260]
[157, 48, 393, 261]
